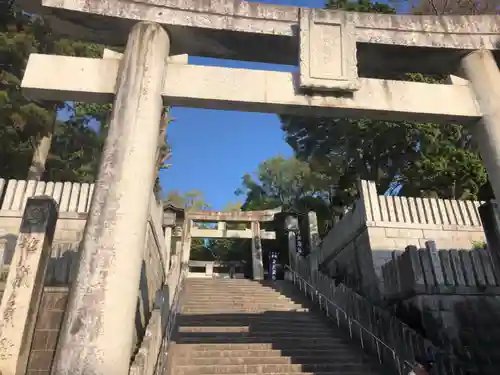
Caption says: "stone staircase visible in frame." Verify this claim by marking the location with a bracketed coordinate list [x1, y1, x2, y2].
[167, 279, 390, 375]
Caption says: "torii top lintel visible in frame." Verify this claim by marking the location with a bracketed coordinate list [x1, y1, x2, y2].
[19, 0, 500, 74]
[187, 207, 282, 222]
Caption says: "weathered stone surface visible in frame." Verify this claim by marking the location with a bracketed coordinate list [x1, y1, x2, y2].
[0, 196, 58, 375]
[22, 54, 481, 123]
[27, 288, 69, 375]
[51, 22, 170, 375]
[251, 221, 264, 281]
[299, 9, 359, 92]
[401, 294, 500, 375]
[462, 50, 500, 205]
[17, 0, 500, 75]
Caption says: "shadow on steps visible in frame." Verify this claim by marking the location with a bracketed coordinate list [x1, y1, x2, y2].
[169, 280, 398, 375]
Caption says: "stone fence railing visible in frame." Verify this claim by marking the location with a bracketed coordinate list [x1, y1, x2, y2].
[0, 178, 95, 213]
[312, 180, 487, 272]
[0, 178, 173, 375]
[382, 241, 500, 299]
[0, 178, 169, 284]
[290, 242, 465, 375]
[309, 194, 365, 269]
[362, 180, 484, 227]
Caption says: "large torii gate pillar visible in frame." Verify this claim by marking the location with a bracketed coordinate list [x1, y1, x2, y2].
[461, 50, 500, 202]
[51, 22, 169, 375]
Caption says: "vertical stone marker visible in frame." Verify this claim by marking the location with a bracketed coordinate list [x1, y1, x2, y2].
[251, 221, 264, 280]
[0, 196, 58, 375]
[51, 22, 169, 375]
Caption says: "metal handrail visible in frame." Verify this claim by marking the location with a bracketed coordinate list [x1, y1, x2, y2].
[153, 263, 188, 375]
[285, 264, 414, 374]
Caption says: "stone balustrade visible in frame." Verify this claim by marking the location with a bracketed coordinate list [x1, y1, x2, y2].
[0, 177, 170, 375]
[382, 241, 500, 299]
[313, 180, 488, 301]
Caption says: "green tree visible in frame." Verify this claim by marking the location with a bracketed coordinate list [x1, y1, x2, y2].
[409, 0, 500, 14]
[73, 103, 173, 196]
[165, 190, 211, 211]
[164, 190, 212, 261]
[43, 119, 103, 182]
[281, 0, 488, 205]
[208, 202, 249, 263]
[0, 3, 104, 181]
[236, 156, 334, 235]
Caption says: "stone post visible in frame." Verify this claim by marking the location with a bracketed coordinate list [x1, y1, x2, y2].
[284, 215, 300, 268]
[217, 221, 226, 232]
[181, 219, 192, 265]
[251, 221, 264, 280]
[164, 226, 172, 272]
[205, 263, 214, 277]
[307, 211, 320, 254]
[51, 22, 170, 375]
[0, 196, 58, 375]
[461, 50, 500, 201]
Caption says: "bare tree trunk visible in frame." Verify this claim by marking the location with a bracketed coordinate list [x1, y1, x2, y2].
[27, 105, 57, 181]
[27, 133, 53, 181]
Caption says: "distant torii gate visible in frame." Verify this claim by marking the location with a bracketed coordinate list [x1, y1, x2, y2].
[184, 207, 283, 280]
[15, 0, 500, 374]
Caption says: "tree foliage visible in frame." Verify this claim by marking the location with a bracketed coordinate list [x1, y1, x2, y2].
[0, 3, 106, 181]
[409, 0, 500, 14]
[236, 156, 337, 236]
[0, 3, 173, 188]
[280, 0, 490, 206]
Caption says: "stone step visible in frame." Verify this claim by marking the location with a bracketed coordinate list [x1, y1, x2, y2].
[180, 308, 308, 315]
[176, 320, 322, 327]
[183, 287, 283, 292]
[173, 355, 365, 366]
[181, 297, 298, 302]
[184, 292, 291, 297]
[174, 362, 374, 375]
[185, 280, 282, 285]
[176, 314, 319, 325]
[174, 372, 376, 375]
[182, 296, 293, 302]
[172, 348, 358, 359]
[182, 291, 288, 297]
[186, 278, 269, 285]
[181, 309, 310, 314]
[174, 336, 348, 345]
[177, 326, 328, 334]
[176, 330, 337, 338]
[181, 303, 303, 310]
[172, 343, 355, 350]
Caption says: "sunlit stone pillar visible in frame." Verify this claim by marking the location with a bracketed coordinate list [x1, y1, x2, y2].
[181, 219, 193, 265]
[461, 50, 500, 201]
[251, 221, 264, 280]
[164, 226, 172, 272]
[52, 22, 170, 375]
[307, 211, 320, 254]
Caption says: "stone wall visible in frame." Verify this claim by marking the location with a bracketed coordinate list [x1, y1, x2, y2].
[0, 178, 92, 280]
[0, 286, 69, 375]
[310, 180, 487, 300]
[26, 288, 69, 375]
[382, 241, 499, 299]
[0, 178, 170, 374]
[381, 241, 500, 375]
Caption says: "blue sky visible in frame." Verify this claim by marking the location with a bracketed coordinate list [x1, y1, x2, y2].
[159, 0, 326, 210]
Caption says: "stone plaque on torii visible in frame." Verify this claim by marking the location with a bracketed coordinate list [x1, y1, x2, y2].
[15, 0, 500, 374]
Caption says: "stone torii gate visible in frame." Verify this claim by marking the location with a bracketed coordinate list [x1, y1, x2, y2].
[183, 207, 283, 279]
[16, 0, 500, 374]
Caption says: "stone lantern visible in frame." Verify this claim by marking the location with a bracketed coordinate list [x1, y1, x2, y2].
[162, 204, 178, 227]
